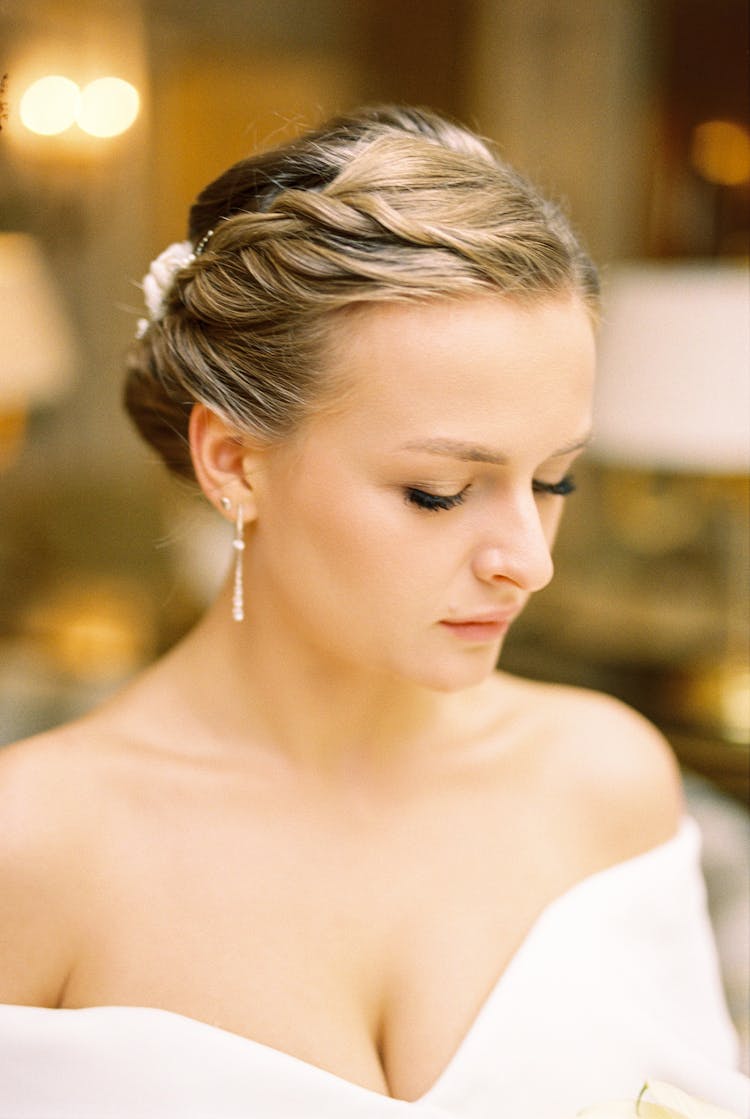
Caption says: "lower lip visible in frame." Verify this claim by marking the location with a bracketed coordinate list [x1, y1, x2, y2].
[440, 619, 511, 642]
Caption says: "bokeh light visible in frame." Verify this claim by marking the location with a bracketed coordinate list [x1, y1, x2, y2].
[19, 75, 80, 136]
[77, 77, 140, 138]
[690, 119, 750, 186]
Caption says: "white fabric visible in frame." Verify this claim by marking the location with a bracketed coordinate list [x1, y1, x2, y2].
[1, 817, 748, 1118]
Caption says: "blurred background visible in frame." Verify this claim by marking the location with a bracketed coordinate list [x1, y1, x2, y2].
[1, 0, 748, 1054]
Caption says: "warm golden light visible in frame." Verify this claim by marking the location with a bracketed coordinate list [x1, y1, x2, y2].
[77, 77, 140, 138]
[19, 75, 80, 136]
[690, 119, 750, 186]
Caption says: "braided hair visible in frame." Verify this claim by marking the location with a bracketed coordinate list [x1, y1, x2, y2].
[124, 105, 598, 481]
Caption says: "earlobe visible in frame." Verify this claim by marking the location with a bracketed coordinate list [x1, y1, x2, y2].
[188, 404, 261, 520]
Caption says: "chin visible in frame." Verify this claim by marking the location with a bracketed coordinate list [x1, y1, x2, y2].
[408, 645, 503, 693]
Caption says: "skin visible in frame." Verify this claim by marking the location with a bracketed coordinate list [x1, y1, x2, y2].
[0, 294, 682, 1101]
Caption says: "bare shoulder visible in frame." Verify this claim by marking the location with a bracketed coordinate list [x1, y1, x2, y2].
[492, 672, 685, 860]
[0, 717, 120, 840]
[0, 719, 123, 1006]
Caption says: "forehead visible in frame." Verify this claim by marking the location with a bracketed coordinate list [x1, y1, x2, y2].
[314, 295, 596, 448]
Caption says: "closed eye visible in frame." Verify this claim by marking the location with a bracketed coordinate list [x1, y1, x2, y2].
[404, 486, 470, 512]
[532, 474, 576, 497]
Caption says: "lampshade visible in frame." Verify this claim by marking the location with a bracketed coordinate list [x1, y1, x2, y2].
[0, 233, 77, 409]
[593, 261, 750, 473]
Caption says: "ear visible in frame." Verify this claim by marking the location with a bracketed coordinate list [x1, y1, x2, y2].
[188, 404, 265, 522]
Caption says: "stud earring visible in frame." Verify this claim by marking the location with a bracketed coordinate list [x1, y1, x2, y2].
[231, 504, 245, 622]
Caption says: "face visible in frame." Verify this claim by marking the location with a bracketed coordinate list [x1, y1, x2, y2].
[245, 295, 596, 692]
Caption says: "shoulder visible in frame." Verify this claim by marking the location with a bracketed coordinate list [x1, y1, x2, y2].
[493, 673, 685, 861]
[0, 721, 124, 1005]
[0, 718, 120, 833]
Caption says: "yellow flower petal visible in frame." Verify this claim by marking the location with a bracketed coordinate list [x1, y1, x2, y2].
[645, 1081, 743, 1119]
[576, 1081, 744, 1119]
[577, 1102, 680, 1117]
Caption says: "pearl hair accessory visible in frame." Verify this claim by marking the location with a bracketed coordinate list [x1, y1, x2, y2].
[220, 497, 246, 622]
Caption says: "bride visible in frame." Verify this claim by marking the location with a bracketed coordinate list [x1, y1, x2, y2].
[0, 106, 746, 1117]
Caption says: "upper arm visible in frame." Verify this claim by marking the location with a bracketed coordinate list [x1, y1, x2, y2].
[0, 737, 85, 1007]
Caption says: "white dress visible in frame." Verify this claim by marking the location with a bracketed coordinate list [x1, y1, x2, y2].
[1, 818, 748, 1118]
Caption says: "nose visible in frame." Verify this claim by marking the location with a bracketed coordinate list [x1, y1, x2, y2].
[470, 496, 554, 593]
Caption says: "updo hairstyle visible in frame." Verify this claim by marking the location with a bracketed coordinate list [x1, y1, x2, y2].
[124, 105, 599, 481]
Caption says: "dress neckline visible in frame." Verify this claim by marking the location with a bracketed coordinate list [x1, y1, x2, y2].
[10, 819, 697, 1109]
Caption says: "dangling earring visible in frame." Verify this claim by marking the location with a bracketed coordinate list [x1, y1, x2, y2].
[220, 497, 245, 622]
[231, 504, 245, 622]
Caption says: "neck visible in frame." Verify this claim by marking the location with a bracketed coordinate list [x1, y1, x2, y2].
[163, 574, 491, 783]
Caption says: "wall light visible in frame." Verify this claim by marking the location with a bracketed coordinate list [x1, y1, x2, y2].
[18, 75, 140, 139]
[77, 77, 140, 138]
[19, 75, 80, 136]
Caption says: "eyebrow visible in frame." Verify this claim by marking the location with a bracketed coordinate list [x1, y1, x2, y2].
[399, 433, 593, 465]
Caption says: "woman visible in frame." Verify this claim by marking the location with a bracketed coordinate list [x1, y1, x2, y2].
[0, 106, 746, 1117]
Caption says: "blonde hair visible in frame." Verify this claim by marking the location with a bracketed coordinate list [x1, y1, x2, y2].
[124, 105, 599, 480]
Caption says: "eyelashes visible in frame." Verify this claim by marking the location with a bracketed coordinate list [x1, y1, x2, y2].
[405, 486, 470, 512]
[532, 474, 576, 497]
[404, 474, 576, 512]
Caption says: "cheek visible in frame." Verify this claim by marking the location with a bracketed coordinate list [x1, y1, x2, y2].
[259, 470, 405, 598]
[266, 472, 454, 630]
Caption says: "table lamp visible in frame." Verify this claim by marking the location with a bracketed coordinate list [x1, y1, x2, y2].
[594, 261, 749, 474]
[592, 260, 749, 744]
[0, 232, 77, 469]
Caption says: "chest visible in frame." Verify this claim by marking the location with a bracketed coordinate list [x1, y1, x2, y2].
[61, 774, 586, 1100]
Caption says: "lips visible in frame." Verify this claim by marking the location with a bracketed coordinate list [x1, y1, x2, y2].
[443, 611, 518, 626]
[439, 608, 521, 642]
